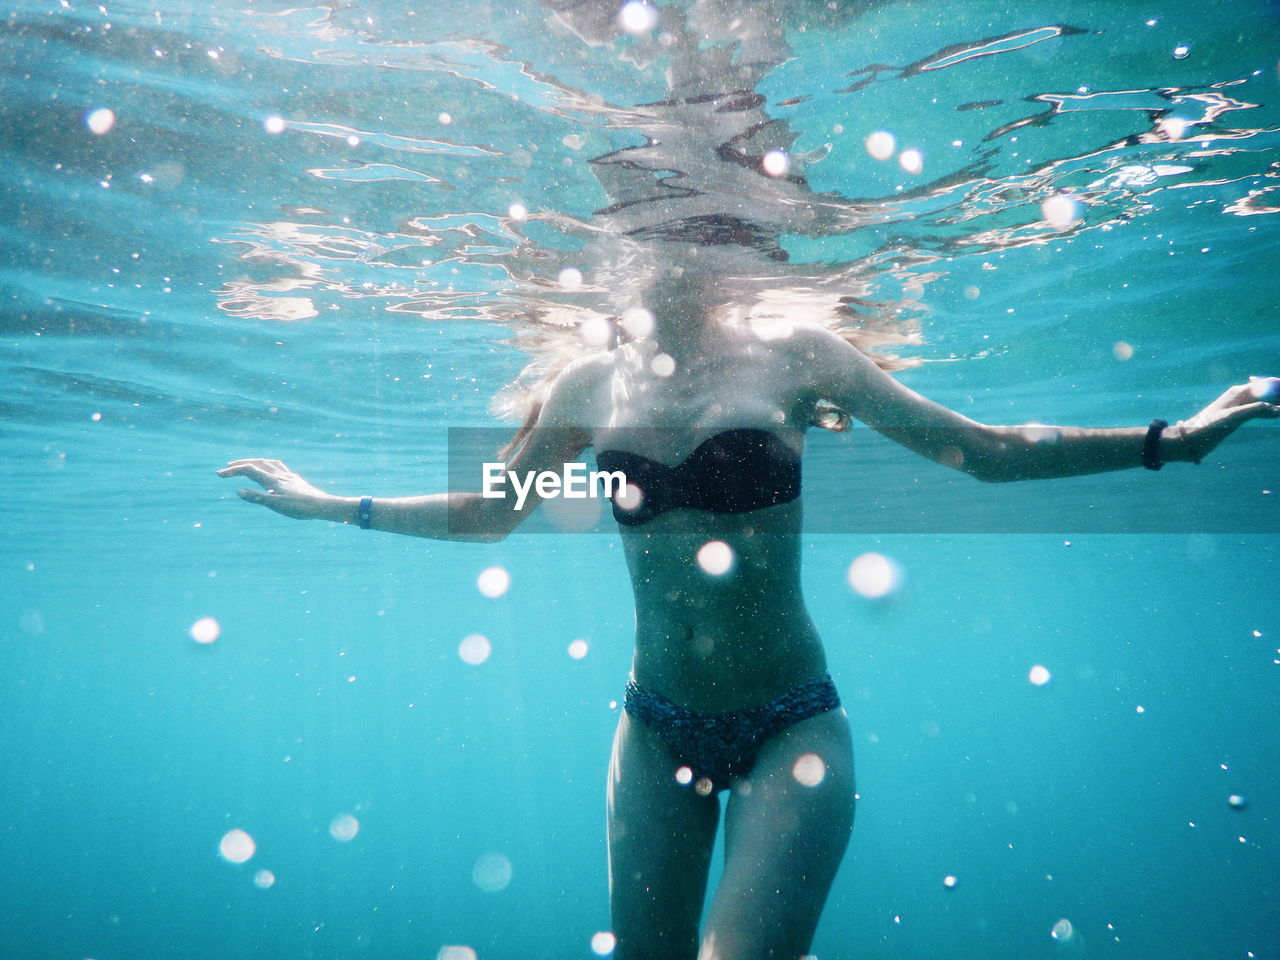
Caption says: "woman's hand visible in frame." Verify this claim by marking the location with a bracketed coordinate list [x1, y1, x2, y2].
[217, 458, 343, 520]
[1175, 377, 1280, 462]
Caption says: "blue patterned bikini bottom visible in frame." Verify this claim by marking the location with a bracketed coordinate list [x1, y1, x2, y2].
[623, 673, 841, 791]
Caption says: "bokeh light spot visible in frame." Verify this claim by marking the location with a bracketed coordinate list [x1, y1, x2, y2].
[898, 148, 923, 175]
[696, 540, 735, 576]
[590, 931, 617, 955]
[254, 869, 275, 889]
[329, 813, 359, 842]
[650, 353, 676, 377]
[568, 639, 589, 659]
[458, 634, 491, 665]
[621, 306, 654, 340]
[792, 752, 826, 787]
[1028, 664, 1052, 686]
[472, 852, 513, 893]
[762, 150, 789, 177]
[865, 131, 895, 161]
[86, 108, 115, 134]
[189, 616, 220, 644]
[219, 829, 255, 864]
[618, 1, 657, 33]
[847, 553, 900, 598]
[1041, 194, 1080, 229]
[477, 566, 511, 598]
[581, 315, 612, 347]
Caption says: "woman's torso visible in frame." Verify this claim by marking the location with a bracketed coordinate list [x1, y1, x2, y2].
[583, 324, 832, 711]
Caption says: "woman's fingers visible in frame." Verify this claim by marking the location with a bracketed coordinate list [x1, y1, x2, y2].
[218, 459, 295, 486]
[237, 487, 271, 504]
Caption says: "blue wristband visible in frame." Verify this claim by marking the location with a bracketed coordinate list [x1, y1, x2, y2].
[357, 497, 373, 529]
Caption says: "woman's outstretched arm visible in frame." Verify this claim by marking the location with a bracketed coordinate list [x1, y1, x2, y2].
[796, 325, 1279, 482]
[219, 357, 602, 540]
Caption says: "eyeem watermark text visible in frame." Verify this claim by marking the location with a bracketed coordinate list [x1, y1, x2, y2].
[482, 462, 626, 511]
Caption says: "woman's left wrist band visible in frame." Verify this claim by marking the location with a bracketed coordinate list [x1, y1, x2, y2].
[357, 496, 374, 529]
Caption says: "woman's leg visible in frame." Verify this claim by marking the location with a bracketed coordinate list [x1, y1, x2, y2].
[699, 708, 855, 960]
[608, 710, 722, 960]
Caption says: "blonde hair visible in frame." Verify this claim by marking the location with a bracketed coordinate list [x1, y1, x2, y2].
[492, 286, 922, 458]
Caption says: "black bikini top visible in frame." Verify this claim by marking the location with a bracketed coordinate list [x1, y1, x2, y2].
[595, 428, 802, 526]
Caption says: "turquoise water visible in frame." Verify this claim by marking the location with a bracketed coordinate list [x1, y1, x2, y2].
[2, 1, 1279, 958]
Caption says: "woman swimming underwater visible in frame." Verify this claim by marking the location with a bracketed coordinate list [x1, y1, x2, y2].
[220, 259, 1280, 958]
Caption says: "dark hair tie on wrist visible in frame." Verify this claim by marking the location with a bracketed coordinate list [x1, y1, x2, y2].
[1142, 419, 1167, 471]
[357, 496, 374, 528]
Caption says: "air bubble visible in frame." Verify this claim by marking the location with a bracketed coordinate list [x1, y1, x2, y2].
[847, 553, 900, 598]
[792, 753, 826, 787]
[219, 829, 255, 864]
[476, 566, 511, 598]
[189, 617, 221, 644]
[472, 852, 513, 892]
[621, 306, 654, 340]
[86, 108, 115, 134]
[329, 813, 359, 842]
[1172, 44, 1191, 60]
[618, 1, 657, 33]
[458, 634, 491, 665]
[1041, 194, 1080, 230]
[865, 131, 895, 161]
[650, 353, 676, 377]
[762, 150, 789, 177]
[696, 540, 735, 576]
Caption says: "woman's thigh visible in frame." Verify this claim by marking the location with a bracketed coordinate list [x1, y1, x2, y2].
[608, 710, 721, 960]
[701, 708, 855, 960]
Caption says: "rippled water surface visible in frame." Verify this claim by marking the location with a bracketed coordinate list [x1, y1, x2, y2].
[2, 2, 1279, 958]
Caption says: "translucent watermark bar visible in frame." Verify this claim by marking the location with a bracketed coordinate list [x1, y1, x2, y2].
[448, 427, 1280, 534]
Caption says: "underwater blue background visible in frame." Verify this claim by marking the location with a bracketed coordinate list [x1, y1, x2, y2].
[2, 1, 1278, 958]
